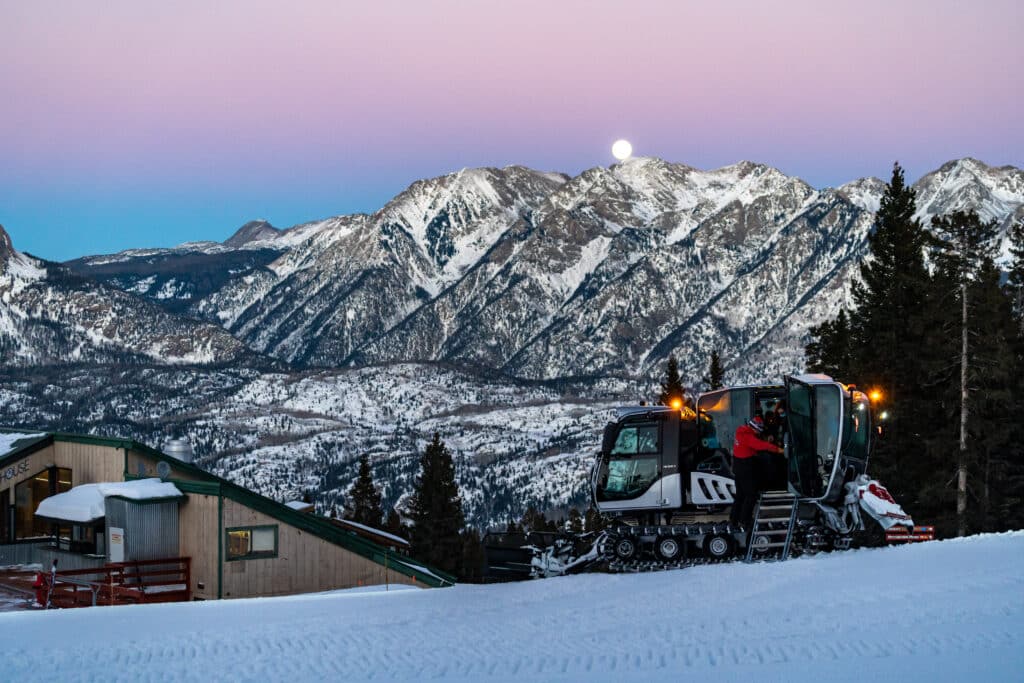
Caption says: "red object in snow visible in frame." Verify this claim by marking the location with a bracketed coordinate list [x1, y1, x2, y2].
[32, 572, 48, 607]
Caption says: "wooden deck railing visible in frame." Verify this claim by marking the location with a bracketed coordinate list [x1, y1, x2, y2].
[40, 557, 191, 608]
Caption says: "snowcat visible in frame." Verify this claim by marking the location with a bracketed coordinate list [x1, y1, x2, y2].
[485, 374, 930, 579]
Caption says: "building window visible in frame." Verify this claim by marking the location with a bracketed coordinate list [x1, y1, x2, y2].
[56, 522, 104, 555]
[226, 525, 277, 561]
[14, 467, 72, 540]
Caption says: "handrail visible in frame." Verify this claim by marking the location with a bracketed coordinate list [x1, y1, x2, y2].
[40, 557, 192, 608]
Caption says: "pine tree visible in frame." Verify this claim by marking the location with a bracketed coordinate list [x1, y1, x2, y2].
[703, 350, 725, 390]
[459, 528, 486, 583]
[966, 260, 1020, 532]
[345, 454, 384, 528]
[658, 355, 689, 407]
[567, 508, 584, 534]
[384, 507, 405, 540]
[1000, 217, 1024, 531]
[805, 309, 855, 378]
[806, 162, 937, 524]
[520, 504, 549, 533]
[583, 506, 606, 533]
[930, 210, 1000, 536]
[1006, 218, 1024, 330]
[408, 433, 465, 576]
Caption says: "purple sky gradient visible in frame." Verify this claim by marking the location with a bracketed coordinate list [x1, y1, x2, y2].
[1, 0, 1021, 260]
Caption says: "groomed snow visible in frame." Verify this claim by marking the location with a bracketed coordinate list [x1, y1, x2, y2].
[0, 533, 1021, 682]
[35, 478, 184, 523]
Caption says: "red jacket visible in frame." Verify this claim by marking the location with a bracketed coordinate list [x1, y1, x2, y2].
[733, 424, 782, 459]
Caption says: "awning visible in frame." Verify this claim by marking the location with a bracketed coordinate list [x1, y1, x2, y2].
[35, 478, 184, 523]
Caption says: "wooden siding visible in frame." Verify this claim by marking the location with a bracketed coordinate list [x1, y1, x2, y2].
[126, 449, 209, 483]
[1, 444, 56, 500]
[221, 498, 419, 598]
[2, 442, 122, 504]
[53, 442, 123, 485]
[177, 492, 220, 600]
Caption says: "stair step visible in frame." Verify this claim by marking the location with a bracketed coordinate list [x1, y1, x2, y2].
[755, 542, 788, 549]
[758, 505, 794, 512]
[757, 517, 793, 523]
[754, 529, 790, 536]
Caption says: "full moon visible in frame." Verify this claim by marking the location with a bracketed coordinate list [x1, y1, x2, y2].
[611, 139, 633, 160]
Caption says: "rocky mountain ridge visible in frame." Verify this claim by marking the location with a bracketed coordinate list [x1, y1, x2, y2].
[0, 224, 256, 367]
[44, 157, 1024, 385]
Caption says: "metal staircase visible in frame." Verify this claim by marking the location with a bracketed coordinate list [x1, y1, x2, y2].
[745, 490, 798, 562]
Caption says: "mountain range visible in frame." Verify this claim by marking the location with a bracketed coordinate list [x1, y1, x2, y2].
[2, 156, 1022, 526]
[42, 156, 1024, 384]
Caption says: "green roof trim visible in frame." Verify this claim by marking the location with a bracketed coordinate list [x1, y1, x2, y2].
[32, 432, 458, 588]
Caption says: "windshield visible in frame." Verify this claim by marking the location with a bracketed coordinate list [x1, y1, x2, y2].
[595, 422, 661, 501]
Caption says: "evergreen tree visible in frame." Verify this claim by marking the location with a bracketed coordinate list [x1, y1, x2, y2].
[703, 349, 725, 390]
[805, 309, 855, 378]
[567, 508, 584, 534]
[658, 355, 689, 407]
[999, 217, 1024, 531]
[520, 505, 556, 532]
[583, 506, 606, 533]
[806, 164, 933, 507]
[459, 528, 486, 583]
[1006, 218, 1024, 330]
[408, 433, 465, 576]
[345, 454, 384, 528]
[384, 507, 406, 540]
[965, 260, 1020, 532]
[930, 210, 1000, 536]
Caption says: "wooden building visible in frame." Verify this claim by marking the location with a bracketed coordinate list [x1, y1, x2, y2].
[0, 430, 453, 599]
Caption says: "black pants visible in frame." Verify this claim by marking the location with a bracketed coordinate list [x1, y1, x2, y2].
[730, 457, 758, 526]
[756, 451, 783, 491]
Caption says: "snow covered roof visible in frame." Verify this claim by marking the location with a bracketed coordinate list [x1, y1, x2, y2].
[0, 431, 48, 459]
[285, 500, 315, 512]
[35, 478, 185, 523]
[333, 518, 410, 547]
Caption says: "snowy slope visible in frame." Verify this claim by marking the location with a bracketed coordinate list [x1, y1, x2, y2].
[1, 532, 1021, 682]
[0, 363, 633, 527]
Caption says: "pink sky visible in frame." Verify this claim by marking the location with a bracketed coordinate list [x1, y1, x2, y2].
[1, 0, 1021, 259]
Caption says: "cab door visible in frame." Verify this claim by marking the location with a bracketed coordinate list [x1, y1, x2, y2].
[785, 377, 843, 500]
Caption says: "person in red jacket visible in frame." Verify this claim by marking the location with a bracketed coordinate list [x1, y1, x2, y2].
[730, 415, 784, 526]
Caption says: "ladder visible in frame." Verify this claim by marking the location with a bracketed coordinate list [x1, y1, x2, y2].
[745, 490, 798, 562]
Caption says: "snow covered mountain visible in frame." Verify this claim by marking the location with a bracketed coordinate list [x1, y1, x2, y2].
[0, 224, 255, 367]
[64, 157, 1023, 384]
[913, 158, 1024, 261]
[196, 166, 568, 366]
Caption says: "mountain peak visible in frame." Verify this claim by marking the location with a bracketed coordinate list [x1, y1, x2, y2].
[935, 157, 990, 174]
[0, 224, 12, 261]
[224, 220, 280, 248]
